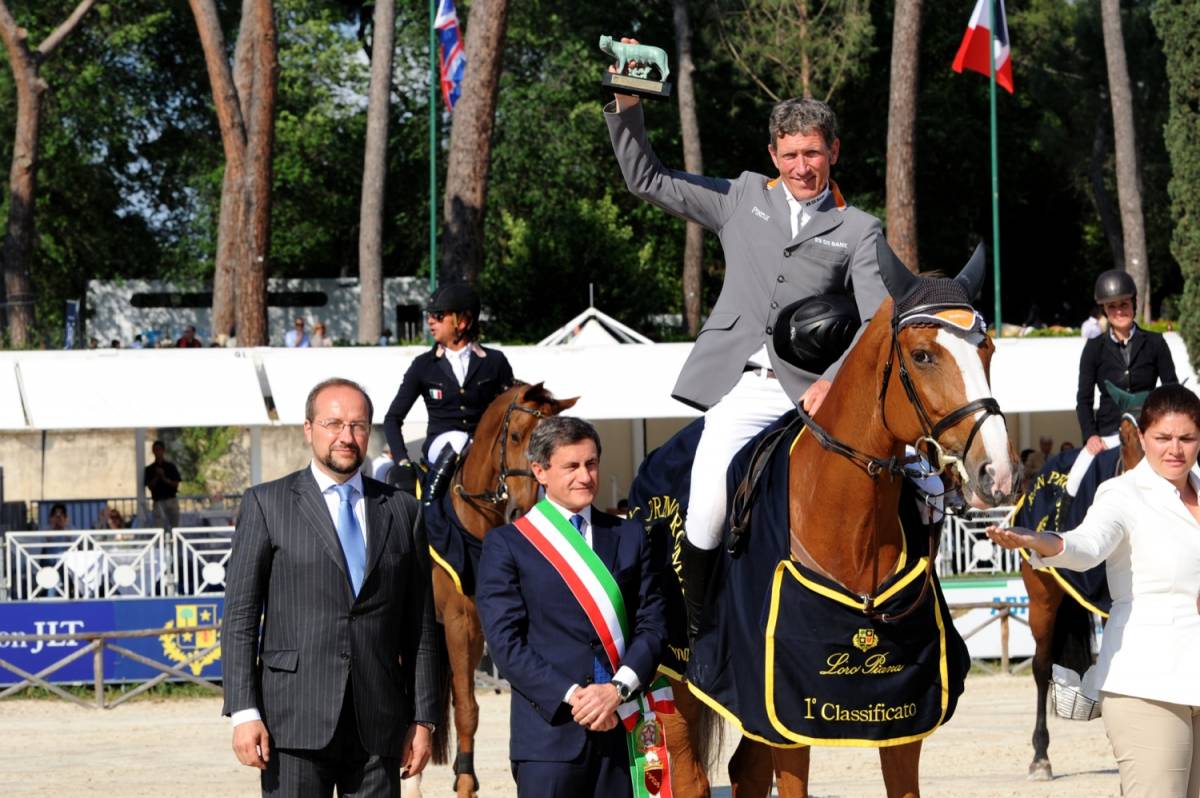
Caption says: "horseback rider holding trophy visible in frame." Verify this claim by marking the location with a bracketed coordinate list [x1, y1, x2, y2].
[383, 282, 514, 502]
[604, 39, 889, 637]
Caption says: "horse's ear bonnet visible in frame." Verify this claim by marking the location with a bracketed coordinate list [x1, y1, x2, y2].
[875, 238, 988, 334]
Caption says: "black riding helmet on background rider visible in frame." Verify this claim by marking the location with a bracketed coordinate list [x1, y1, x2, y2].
[1094, 270, 1136, 306]
[426, 282, 483, 343]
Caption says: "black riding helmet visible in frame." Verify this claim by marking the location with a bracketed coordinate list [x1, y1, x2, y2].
[774, 294, 861, 374]
[1094, 270, 1136, 305]
[426, 282, 481, 316]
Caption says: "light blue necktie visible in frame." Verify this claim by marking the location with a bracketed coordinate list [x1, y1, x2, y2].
[334, 483, 366, 596]
[571, 512, 612, 685]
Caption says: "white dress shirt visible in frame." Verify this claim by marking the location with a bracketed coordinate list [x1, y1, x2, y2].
[1032, 458, 1200, 706]
[444, 344, 472, 386]
[231, 463, 369, 727]
[746, 184, 831, 370]
[542, 498, 642, 702]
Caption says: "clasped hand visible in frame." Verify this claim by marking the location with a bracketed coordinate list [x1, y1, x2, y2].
[569, 683, 620, 732]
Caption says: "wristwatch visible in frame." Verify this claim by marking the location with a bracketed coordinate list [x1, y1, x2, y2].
[611, 676, 634, 702]
[415, 721, 436, 733]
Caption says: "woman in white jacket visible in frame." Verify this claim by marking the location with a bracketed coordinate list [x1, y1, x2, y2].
[989, 383, 1200, 798]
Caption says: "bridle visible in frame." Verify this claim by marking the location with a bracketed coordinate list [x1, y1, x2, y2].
[453, 394, 546, 522]
[793, 302, 1005, 623]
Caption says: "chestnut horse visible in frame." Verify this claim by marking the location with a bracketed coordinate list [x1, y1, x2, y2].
[420, 382, 577, 798]
[667, 241, 1021, 798]
[1021, 412, 1142, 781]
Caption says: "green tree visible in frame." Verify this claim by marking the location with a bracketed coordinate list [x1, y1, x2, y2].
[1153, 0, 1200, 367]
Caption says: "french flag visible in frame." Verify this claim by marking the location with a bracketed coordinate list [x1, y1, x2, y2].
[952, 0, 1014, 94]
[435, 0, 466, 111]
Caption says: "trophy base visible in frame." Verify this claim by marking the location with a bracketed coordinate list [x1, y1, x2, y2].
[603, 72, 673, 99]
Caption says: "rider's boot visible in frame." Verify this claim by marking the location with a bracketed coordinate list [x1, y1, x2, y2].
[423, 446, 459, 504]
[681, 538, 719, 642]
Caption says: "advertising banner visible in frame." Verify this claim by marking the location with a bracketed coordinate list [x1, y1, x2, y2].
[0, 597, 223, 686]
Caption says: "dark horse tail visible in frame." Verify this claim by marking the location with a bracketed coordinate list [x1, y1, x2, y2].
[430, 625, 453, 765]
[1051, 593, 1095, 676]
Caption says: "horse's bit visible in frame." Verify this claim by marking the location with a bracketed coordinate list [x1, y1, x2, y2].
[453, 395, 545, 521]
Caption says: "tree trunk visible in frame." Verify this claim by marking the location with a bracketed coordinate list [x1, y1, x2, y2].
[1099, 0, 1151, 321]
[0, 0, 97, 347]
[189, 0, 276, 345]
[798, 0, 811, 98]
[357, 0, 395, 344]
[885, 0, 921, 273]
[440, 0, 509, 286]
[673, 0, 705, 336]
[1088, 107, 1124, 272]
[235, 0, 276, 347]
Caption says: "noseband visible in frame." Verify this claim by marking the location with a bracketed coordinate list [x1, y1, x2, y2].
[453, 396, 545, 520]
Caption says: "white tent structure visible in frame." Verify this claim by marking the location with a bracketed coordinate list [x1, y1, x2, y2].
[535, 306, 655, 347]
[1, 333, 1195, 507]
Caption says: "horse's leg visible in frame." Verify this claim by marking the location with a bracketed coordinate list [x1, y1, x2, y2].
[878, 740, 922, 798]
[727, 737, 774, 798]
[769, 745, 811, 798]
[1023, 561, 1063, 781]
[662, 678, 711, 798]
[435, 569, 484, 798]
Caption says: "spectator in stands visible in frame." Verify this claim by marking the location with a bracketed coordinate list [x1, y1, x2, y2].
[1025, 435, 1054, 475]
[88, 337, 99, 349]
[177, 325, 202, 348]
[1061, 441, 1076, 453]
[131, 334, 145, 349]
[310, 320, 333, 347]
[379, 328, 394, 346]
[144, 440, 182, 532]
[284, 317, 310, 347]
[48, 502, 69, 531]
[105, 507, 126, 529]
[370, 444, 395, 482]
[1081, 305, 1104, 339]
[110, 339, 121, 348]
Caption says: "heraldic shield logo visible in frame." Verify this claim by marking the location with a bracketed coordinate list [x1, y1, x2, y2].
[852, 628, 879, 653]
[160, 604, 222, 675]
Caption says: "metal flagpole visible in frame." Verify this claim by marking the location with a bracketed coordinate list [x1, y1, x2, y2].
[988, 0, 1002, 336]
[429, 0, 438, 297]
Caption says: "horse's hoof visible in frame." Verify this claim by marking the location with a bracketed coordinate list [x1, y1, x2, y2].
[1027, 760, 1053, 781]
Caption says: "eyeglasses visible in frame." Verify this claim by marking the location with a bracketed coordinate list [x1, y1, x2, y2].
[426, 310, 448, 321]
[314, 419, 371, 436]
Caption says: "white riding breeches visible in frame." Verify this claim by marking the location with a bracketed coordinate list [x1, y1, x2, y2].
[428, 430, 470, 462]
[685, 369, 797, 550]
[1065, 433, 1120, 496]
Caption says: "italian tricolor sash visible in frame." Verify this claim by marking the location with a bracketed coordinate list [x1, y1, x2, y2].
[514, 500, 675, 798]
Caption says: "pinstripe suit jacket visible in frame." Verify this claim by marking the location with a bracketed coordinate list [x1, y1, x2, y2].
[221, 467, 440, 753]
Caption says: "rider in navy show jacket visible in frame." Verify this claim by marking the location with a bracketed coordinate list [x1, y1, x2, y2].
[383, 283, 513, 500]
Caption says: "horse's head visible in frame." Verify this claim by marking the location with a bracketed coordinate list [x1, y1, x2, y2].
[463, 380, 578, 526]
[874, 240, 1021, 508]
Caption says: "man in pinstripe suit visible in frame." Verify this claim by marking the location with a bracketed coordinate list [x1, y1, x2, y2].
[222, 377, 441, 796]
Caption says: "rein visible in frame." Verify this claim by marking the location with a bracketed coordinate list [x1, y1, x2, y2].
[792, 305, 1005, 624]
[453, 395, 545, 522]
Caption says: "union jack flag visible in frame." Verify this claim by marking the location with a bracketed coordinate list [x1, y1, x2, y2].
[435, 0, 466, 111]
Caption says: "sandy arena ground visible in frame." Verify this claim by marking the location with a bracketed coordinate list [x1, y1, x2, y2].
[0, 674, 1120, 797]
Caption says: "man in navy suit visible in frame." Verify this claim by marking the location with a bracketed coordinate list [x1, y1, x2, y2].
[477, 416, 667, 798]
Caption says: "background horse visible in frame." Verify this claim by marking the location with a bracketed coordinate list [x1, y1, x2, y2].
[422, 382, 576, 797]
[1018, 410, 1143, 781]
[649, 242, 1021, 798]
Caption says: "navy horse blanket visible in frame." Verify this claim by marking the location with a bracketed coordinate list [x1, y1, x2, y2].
[630, 412, 969, 746]
[1014, 448, 1117, 616]
[422, 489, 483, 596]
